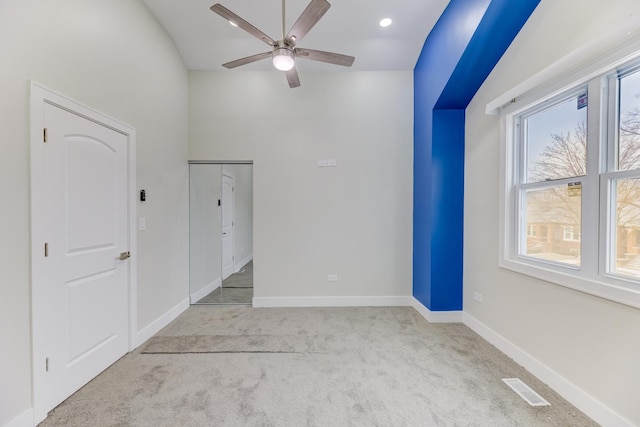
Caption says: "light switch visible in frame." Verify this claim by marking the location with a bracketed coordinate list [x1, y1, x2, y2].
[327, 159, 337, 167]
[139, 218, 146, 231]
[317, 160, 328, 167]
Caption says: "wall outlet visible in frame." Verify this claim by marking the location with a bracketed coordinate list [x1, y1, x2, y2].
[474, 292, 483, 303]
[327, 159, 337, 167]
[328, 274, 338, 282]
[317, 160, 328, 167]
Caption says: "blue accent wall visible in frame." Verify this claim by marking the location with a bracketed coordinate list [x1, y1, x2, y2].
[413, 0, 540, 311]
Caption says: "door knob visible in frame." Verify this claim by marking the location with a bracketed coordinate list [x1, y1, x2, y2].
[119, 251, 131, 260]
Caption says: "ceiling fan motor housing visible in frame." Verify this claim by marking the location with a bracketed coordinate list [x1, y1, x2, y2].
[272, 46, 295, 71]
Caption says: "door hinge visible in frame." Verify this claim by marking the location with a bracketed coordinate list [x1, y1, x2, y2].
[218, 199, 221, 206]
[43, 128, 47, 143]
[44, 243, 49, 257]
[45, 357, 49, 372]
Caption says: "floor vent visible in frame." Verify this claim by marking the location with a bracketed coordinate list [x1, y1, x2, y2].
[502, 378, 550, 407]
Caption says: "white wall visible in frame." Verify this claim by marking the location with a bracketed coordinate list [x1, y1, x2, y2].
[465, 0, 640, 425]
[0, 0, 189, 424]
[189, 71, 413, 301]
[223, 164, 254, 269]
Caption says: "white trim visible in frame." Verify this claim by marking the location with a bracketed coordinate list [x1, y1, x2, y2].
[235, 255, 253, 273]
[498, 112, 512, 272]
[4, 408, 34, 427]
[252, 296, 413, 308]
[189, 278, 221, 304]
[252, 296, 465, 324]
[463, 313, 634, 427]
[410, 297, 463, 323]
[134, 298, 190, 348]
[126, 127, 138, 354]
[499, 258, 640, 309]
[29, 82, 137, 424]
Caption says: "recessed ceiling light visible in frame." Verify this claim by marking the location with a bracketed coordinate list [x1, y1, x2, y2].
[379, 18, 392, 28]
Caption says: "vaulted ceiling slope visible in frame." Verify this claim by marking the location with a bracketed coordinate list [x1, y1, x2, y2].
[141, 0, 451, 71]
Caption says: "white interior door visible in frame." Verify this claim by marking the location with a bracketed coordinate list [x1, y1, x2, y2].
[221, 173, 235, 280]
[31, 94, 131, 420]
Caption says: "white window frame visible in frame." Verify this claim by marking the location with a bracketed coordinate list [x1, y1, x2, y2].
[601, 66, 640, 282]
[497, 41, 640, 310]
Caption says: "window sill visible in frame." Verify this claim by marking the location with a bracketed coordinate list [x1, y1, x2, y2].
[499, 257, 640, 310]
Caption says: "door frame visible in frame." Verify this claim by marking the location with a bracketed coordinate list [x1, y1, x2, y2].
[187, 161, 253, 301]
[29, 82, 137, 423]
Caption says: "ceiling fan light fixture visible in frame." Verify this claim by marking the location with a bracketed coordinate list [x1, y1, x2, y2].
[272, 47, 295, 71]
[210, 1, 354, 87]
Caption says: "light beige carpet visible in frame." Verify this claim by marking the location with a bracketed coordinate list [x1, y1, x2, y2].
[141, 334, 326, 354]
[39, 306, 598, 426]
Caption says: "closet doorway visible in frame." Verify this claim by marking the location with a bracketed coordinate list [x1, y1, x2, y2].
[189, 162, 253, 305]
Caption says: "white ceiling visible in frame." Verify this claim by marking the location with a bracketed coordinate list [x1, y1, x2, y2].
[141, 0, 450, 72]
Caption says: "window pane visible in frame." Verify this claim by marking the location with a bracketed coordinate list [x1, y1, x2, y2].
[523, 184, 581, 266]
[524, 94, 587, 183]
[611, 178, 640, 278]
[618, 70, 640, 171]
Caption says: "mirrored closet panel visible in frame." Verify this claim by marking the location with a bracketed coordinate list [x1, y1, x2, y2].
[189, 162, 253, 305]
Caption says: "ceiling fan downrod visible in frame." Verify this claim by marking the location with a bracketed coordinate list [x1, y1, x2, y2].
[282, 0, 286, 42]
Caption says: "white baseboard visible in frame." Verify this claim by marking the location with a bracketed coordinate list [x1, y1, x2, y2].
[3, 409, 34, 427]
[189, 278, 221, 304]
[134, 298, 190, 348]
[463, 313, 634, 427]
[252, 295, 413, 308]
[235, 255, 253, 272]
[252, 297, 465, 324]
[410, 297, 463, 323]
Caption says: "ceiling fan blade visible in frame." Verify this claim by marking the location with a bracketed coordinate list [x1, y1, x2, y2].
[285, 67, 301, 88]
[222, 51, 272, 69]
[284, 0, 330, 46]
[295, 48, 355, 67]
[210, 4, 277, 47]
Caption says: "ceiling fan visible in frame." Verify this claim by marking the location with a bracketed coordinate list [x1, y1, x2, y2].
[210, 0, 355, 88]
